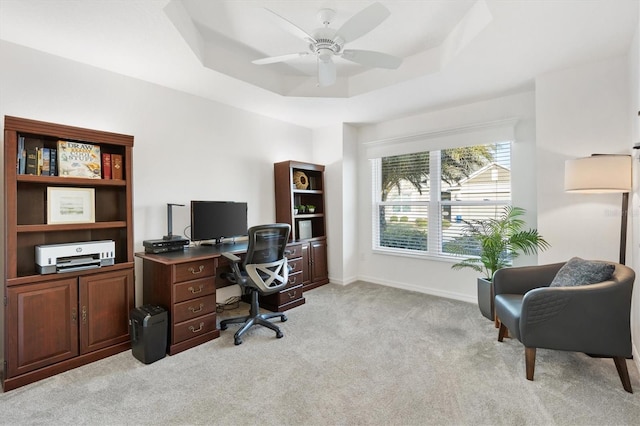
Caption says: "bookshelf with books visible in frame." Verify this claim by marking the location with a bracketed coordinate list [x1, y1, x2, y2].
[3, 116, 135, 391]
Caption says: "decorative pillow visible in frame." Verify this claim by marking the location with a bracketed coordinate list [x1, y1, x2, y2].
[549, 257, 615, 287]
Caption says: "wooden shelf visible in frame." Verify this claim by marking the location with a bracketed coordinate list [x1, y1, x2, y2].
[3, 115, 135, 392]
[17, 221, 127, 233]
[17, 174, 126, 186]
[274, 160, 329, 293]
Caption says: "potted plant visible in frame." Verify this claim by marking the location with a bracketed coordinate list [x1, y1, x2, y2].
[296, 204, 306, 213]
[450, 206, 550, 323]
[307, 204, 316, 213]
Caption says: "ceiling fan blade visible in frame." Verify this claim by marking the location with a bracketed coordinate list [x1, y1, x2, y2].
[335, 2, 390, 43]
[317, 58, 336, 87]
[264, 8, 317, 44]
[341, 49, 402, 69]
[252, 52, 309, 65]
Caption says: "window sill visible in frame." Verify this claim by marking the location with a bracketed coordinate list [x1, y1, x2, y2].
[371, 247, 463, 264]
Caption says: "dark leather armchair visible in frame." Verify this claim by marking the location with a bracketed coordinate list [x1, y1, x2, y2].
[493, 261, 635, 393]
[219, 224, 291, 345]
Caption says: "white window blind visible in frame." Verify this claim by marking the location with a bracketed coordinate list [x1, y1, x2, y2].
[373, 141, 512, 257]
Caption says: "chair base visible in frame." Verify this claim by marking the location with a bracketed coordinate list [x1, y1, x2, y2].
[219, 289, 287, 345]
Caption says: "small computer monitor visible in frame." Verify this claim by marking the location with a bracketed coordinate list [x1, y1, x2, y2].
[190, 201, 248, 243]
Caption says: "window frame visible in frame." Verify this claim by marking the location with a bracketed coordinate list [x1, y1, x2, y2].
[372, 142, 512, 261]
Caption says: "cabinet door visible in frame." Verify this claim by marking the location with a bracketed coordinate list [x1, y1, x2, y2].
[79, 269, 134, 354]
[310, 240, 328, 283]
[301, 242, 310, 284]
[6, 278, 78, 377]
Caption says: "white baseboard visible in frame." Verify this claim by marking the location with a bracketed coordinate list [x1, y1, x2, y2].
[356, 274, 476, 304]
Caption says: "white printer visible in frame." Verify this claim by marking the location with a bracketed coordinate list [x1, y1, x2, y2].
[35, 240, 115, 274]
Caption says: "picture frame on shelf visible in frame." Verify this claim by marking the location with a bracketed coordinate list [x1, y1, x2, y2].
[47, 187, 95, 224]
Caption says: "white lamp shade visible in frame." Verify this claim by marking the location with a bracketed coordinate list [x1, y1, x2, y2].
[564, 155, 632, 193]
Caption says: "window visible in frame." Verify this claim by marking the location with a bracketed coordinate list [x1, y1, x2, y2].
[372, 142, 512, 258]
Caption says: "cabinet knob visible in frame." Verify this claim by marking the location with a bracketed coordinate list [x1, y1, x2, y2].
[188, 265, 205, 275]
[71, 307, 77, 322]
[188, 322, 204, 333]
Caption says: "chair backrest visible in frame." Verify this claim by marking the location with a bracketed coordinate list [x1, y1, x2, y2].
[243, 224, 291, 293]
[244, 223, 291, 266]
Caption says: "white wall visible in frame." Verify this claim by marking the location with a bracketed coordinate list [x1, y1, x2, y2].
[536, 56, 631, 264]
[355, 91, 537, 302]
[0, 41, 314, 339]
[310, 123, 359, 285]
[535, 54, 637, 369]
[628, 6, 640, 370]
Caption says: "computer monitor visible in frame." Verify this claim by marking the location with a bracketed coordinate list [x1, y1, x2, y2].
[190, 201, 248, 244]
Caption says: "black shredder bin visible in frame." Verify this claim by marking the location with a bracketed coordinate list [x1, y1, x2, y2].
[130, 304, 168, 364]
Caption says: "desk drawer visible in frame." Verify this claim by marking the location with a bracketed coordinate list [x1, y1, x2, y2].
[173, 294, 216, 323]
[174, 277, 216, 303]
[287, 258, 304, 274]
[263, 284, 303, 306]
[285, 271, 302, 289]
[285, 243, 303, 259]
[173, 313, 217, 344]
[174, 260, 215, 283]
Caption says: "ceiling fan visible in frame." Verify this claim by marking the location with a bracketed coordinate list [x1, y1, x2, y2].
[252, 2, 403, 87]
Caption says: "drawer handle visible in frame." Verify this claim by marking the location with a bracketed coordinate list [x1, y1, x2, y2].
[82, 306, 87, 324]
[289, 262, 296, 269]
[189, 303, 204, 313]
[188, 285, 204, 294]
[289, 276, 297, 284]
[71, 307, 77, 322]
[188, 265, 205, 275]
[189, 322, 204, 333]
[287, 291, 297, 300]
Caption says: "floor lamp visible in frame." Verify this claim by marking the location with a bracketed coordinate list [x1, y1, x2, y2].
[564, 154, 632, 264]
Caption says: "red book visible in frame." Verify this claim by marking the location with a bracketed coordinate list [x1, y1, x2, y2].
[102, 153, 112, 179]
[112, 154, 123, 180]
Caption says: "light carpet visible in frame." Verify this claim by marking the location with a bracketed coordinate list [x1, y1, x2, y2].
[1, 281, 639, 425]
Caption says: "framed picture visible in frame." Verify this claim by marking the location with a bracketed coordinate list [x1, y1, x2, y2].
[47, 187, 95, 224]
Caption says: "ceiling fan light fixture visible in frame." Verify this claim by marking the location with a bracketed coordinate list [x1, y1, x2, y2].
[253, 2, 403, 87]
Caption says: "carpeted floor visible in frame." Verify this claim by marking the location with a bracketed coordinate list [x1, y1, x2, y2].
[1, 281, 639, 425]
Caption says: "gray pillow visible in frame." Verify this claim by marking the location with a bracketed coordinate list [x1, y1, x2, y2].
[549, 257, 615, 287]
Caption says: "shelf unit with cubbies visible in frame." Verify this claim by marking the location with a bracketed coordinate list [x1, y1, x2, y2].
[274, 160, 329, 293]
[2, 116, 135, 391]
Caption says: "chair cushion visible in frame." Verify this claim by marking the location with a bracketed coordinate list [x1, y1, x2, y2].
[549, 257, 615, 287]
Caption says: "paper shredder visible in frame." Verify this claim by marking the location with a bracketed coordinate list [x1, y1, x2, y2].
[130, 304, 168, 364]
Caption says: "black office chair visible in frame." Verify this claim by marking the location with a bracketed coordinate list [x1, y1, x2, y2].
[219, 223, 291, 345]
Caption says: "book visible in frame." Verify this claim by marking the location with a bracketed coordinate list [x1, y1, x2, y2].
[17, 136, 26, 174]
[37, 147, 42, 175]
[102, 153, 112, 179]
[25, 147, 38, 175]
[41, 147, 50, 176]
[50, 148, 57, 176]
[111, 154, 123, 180]
[57, 140, 101, 179]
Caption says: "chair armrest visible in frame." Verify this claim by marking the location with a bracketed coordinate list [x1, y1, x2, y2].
[520, 280, 633, 356]
[221, 252, 244, 285]
[493, 262, 565, 295]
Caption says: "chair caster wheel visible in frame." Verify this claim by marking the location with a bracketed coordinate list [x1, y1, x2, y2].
[220, 323, 228, 330]
[234, 338, 242, 345]
[276, 331, 284, 339]
[281, 315, 288, 322]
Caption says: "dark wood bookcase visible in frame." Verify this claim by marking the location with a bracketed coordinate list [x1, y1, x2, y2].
[2, 116, 135, 391]
[274, 161, 329, 293]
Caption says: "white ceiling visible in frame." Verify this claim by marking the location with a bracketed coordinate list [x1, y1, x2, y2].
[0, 0, 638, 129]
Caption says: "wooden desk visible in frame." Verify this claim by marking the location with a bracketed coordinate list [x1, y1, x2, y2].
[135, 242, 305, 355]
